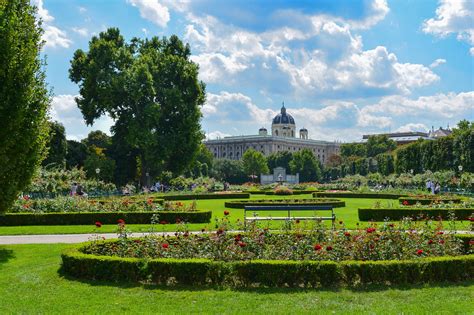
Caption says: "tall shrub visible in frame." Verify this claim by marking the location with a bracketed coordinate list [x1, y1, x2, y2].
[0, 0, 50, 212]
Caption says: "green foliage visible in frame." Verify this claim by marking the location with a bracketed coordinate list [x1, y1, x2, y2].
[211, 159, 247, 184]
[0, 210, 212, 226]
[82, 130, 111, 150]
[314, 192, 405, 199]
[0, 0, 50, 212]
[242, 149, 269, 180]
[66, 140, 88, 169]
[224, 199, 345, 209]
[163, 193, 250, 201]
[366, 135, 396, 157]
[267, 151, 293, 170]
[358, 208, 473, 221]
[340, 143, 367, 158]
[187, 144, 213, 177]
[69, 29, 205, 183]
[84, 146, 116, 182]
[290, 149, 322, 182]
[42, 121, 67, 168]
[376, 153, 394, 175]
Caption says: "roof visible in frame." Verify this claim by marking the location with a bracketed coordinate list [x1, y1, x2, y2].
[272, 104, 295, 125]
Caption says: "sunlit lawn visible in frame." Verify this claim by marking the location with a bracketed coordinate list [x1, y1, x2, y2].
[0, 243, 472, 314]
[0, 194, 470, 235]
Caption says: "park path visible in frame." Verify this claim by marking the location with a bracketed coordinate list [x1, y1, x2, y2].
[0, 230, 472, 245]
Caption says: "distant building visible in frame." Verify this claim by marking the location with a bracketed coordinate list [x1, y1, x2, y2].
[203, 103, 340, 165]
[361, 126, 452, 145]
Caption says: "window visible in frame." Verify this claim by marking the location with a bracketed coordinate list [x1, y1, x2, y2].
[275, 130, 279, 136]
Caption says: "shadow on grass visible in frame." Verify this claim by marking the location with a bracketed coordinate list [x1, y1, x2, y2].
[56, 266, 473, 294]
[0, 247, 15, 265]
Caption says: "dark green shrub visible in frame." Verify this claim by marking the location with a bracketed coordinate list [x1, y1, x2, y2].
[314, 192, 406, 199]
[398, 197, 462, 205]
[0, 210, 211, 226]
[225, 199, 345, 209]
[358, 208, 473, 221]
[163, 193, 249, 200]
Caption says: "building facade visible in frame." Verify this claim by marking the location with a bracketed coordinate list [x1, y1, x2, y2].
[204, 104, 340, 165]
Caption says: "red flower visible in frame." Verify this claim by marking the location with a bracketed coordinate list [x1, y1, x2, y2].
[95, 221, 102, 228]
[238, 241, 246, 248]
[224, 210, 230, 216]
[162, 243, 169, 249]
[326, 246, 333, 251]
[117, 219, 125, 225]
[469, 240, 474, 246]
[369, 244, 375, 249]
[159, 220, 168, 225]
[436, 231, 444, 235]
[314, 244, 322, 251]
[147, 198, 153, 205]
[417, 249, 423, 256]
[344, 232, 351, 237]
[183, 231, 189, 238]
[468, 217, 474, 222]
[428, 239, 434, 245]
[366, 227, 376, 233]
[402, 200, 409, 206]
[234, 234, 242, 241]
[216, 228, 224, 235]
[439, 239, 445, 244]
[23, 195, 30, 201]
[388, 223, 394, 228]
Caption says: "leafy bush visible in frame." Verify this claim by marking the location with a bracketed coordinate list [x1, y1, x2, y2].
[225, 199, 345, 209]
[398, 196, 462, 205]
[358, 208, 474, 221]
[0, 210, 212, 226]
[274, 186, 293, 195]
[314, 192, 406, 199]
[163, 193, 249, 200]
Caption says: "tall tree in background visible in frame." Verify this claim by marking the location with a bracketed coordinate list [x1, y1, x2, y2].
[66, 140, 88, 169]
[69, 28, 205, 185]
[242, 149, 269, 181]
[0, 0, 50, 212]
[267, 151, 293, 171]
[290, 149, 322, 182]
[42, 121, 67, 168]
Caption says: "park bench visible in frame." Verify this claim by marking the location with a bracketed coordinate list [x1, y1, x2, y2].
[244, 205, 335, 229]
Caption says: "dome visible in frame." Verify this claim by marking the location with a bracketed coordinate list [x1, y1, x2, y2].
[300, 127, 307, 131]
[272, 103, 295, 125]
[259, 127, 267, 131]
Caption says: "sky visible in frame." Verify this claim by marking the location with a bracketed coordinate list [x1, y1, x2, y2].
[34, 0, 473, 142]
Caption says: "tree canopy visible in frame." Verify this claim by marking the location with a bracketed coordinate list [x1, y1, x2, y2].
[0, 0, 50, 212]
[242, 149, 269, 181]
[42, 121, 67, 168]
[69, 28, 205, 185]
[290, 149, 322, 182]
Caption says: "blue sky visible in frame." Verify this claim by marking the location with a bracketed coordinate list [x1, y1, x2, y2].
[35, 0, 473, 141]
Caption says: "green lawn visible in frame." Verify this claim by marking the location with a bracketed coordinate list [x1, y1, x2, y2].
[0, 243, 473, 314]
[0, 195, 470, 235]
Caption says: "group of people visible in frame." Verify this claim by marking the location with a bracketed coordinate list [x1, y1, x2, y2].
[70, 183, 87, 197]
[426, 180, 441, 194]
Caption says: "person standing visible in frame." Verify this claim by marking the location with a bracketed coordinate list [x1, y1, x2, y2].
[71, 183, 78, 196]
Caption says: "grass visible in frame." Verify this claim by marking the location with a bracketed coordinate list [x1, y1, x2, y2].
[0, 194, 470, 235]
[0, 243, 473, 314]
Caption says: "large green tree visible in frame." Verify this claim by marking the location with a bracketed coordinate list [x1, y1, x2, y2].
[267, 151, 293, 171]
[66, 140, 88, 169]
[69, 28, 205, 185]
[366, 135, 396, 157]
[42, 121, 67, 168]
[242, 149, 269, 181]
[289, 149, 321, 182]
[0, 0, 50, 212]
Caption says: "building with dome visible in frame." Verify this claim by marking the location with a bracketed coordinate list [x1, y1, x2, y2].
[203, 103, 341, 165]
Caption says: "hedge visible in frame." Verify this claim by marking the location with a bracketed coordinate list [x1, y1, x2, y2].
[314, 192, 407, 199]
[358, 208, 474, 221]
[225, 199, 345, 209]
[0, 210, 212, 226]
[163, 193, 250, 200]
[398, 197, 462, 205]
[61, 243, 474, 287]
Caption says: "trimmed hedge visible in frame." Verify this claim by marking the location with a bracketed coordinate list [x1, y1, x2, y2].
[398, 197, 462, 205]
[62, 243, 474, 287]
[163, 193, 250, 200]
[0, 210, 212, 226]
[248, 190, 318, 195]
[225, 198, 345, 209]
[358, 208, 474, 221]
[314, 192, 407, 199]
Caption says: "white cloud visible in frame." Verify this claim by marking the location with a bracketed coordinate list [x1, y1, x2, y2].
[470, 47, 474, 55]
[71, 27, 88, 37]
[395, 123, 429, 132]
[430, 58, 447, 68]
[422, 0, 474, 54]
[33, 0, 72, 48]
[50, 94, 113, 140]
[78, 6, 87, 14]
[127, 0, 170, 28]
[347, 0, 390, 29]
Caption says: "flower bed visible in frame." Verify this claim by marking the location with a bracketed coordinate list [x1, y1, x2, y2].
[313, 192, 407, 199]
[225, 198, 345, 209]
[61, 227, 473, 287]
[398, 196, 462, 206]
[358, 208, 474, 221]
[163, 193, 250, 200]
[0, 210, 212, 226]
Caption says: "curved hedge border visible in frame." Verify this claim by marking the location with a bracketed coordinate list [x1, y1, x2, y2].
[314, 192, 407, 199]
[398, 197, 462, 205]
[0, 210, 212, 226]
[163, 193, 250, 200]
[225, 198, 345, 209]
[358, 208, 474, 221]
[62, 240, 474, 287]
[248, 190, 318, 195]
